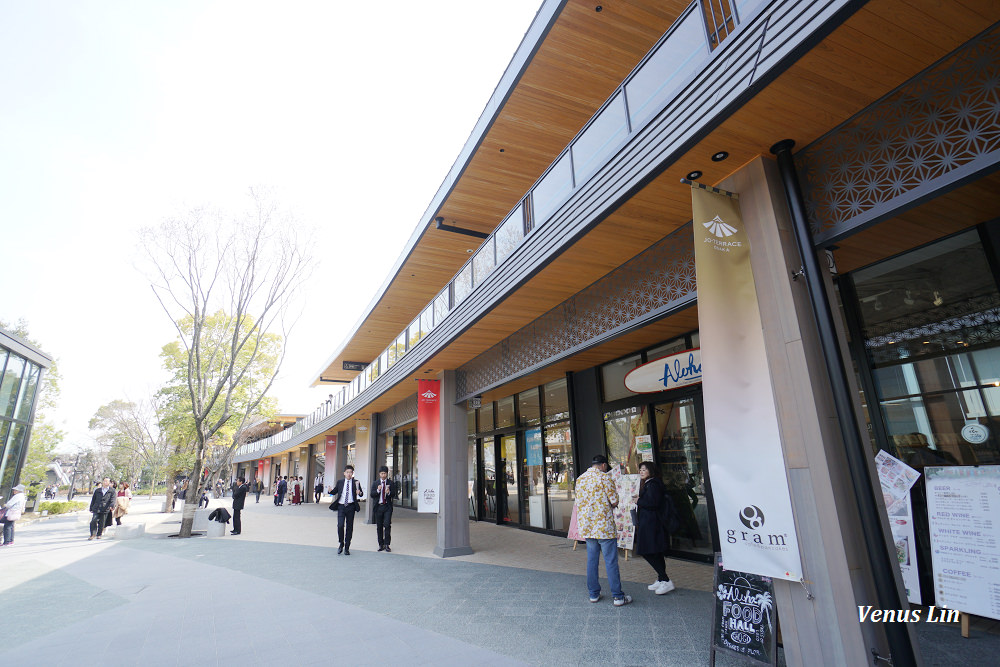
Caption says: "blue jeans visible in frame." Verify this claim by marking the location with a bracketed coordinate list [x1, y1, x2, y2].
[586, 538, 623, 599]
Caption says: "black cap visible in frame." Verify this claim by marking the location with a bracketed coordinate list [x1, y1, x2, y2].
[592, 454, 609, 465]
[378, 465, 389, 473]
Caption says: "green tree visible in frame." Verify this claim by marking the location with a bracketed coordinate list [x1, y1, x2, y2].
[141, 191, 310, 536]
[89, 396, 172, 498]
[0, 318, 65, 495]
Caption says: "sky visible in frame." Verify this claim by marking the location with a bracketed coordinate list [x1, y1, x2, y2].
[0, 0, 542, 449]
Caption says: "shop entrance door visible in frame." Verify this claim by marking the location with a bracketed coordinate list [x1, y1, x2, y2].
[653, 395, 717, 561]
[499, 434, 520, 524]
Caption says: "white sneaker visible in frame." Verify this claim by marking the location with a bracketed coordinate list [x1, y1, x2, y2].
[654, 580, 676, 595]
[647, 580, 660, 590]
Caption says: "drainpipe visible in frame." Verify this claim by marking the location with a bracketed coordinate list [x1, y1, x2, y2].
[770, 140, 918, 667]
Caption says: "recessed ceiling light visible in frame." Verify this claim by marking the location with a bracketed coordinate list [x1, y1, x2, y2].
[595, 5, 603, 11]
[711, 151, 729, 162]
[686, 170, 702, 180]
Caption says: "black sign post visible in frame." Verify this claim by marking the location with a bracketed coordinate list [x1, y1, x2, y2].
[709, 553, 778, 666]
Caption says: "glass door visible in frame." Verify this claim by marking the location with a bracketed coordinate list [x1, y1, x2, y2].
[522, 427, 547, 528]
[499, 434, 519, 524]
[481, 437, 497, 522]
[654, 396, 716, 560]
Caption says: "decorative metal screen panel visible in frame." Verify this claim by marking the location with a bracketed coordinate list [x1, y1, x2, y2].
[797, 25, 1000, 246]
[378, 394, 418, 433]
[457, 224, 695, 400]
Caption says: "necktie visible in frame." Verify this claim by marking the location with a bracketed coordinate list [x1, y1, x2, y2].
[381, 482, 386, 503]
[346, 481, 352, 503]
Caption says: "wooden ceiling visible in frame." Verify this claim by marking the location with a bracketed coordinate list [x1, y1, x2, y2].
[311, 0, 1000, 409]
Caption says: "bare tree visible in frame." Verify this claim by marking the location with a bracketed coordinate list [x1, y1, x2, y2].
[89, 396, 172, 499]
[141, 190, 311, 537]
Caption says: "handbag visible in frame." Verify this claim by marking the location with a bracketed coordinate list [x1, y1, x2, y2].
[0, 507, 7, 522]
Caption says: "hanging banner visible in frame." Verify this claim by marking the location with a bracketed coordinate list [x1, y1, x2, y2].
[692, 185, 803, 581]
[262, 459, 271, 490]
[417, 379, 441, 513]
[323, 435, 338, 491]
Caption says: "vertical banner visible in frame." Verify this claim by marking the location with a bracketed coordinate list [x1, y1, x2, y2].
[262, 459, 271, 489]
[323, 435, 337, 490]
[417, 380, 441, 513]
[692, 185, 803, 581]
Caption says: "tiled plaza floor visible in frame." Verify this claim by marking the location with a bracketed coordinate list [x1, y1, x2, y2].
[2, 495, 996, 665]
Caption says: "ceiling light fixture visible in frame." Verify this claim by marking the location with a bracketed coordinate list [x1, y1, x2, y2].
[933, 291, 944, 307]
[711, 151, 729, 161]
[686, 170, 702, 180]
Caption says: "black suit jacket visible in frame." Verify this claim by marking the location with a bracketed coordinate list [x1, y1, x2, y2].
[329, 479, 363, 511]
[277, 479, 287, 494]
[232, 483, 248, 510]
[370, 479, 396, 507]
[90, 487, 115, 514]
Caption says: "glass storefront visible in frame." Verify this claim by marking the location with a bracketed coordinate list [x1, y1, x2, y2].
[388, 426, 418, 509]
[469, 378, 575, 534]
[0, 334, 47, 499]
[847, 227, 1000, 604]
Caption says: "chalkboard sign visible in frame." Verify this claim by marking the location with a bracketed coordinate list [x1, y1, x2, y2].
[709, 553, 777, 666]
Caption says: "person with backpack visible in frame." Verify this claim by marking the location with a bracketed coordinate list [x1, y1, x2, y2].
[633, 461, 677, 595]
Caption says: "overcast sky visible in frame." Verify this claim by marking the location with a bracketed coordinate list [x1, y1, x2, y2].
[0, 0, 541, 449]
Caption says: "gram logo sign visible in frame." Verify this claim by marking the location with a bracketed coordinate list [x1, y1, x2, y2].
[624, 348, 702, 393]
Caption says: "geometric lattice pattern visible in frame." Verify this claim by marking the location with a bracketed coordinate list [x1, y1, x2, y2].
[797, 25, 1000, 244]
[865, 293, 1000, 365]
[378, 394, 418, 433]
[457, 224, 695, 400]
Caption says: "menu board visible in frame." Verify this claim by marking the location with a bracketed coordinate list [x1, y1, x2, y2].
[610, 466, 638, 550]
[925, 466, 1000, 620]
[710, 553, 777, 666]
[874, 450, 921, 603]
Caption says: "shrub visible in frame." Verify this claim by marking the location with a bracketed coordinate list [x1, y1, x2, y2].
[38, 501, 87, 515]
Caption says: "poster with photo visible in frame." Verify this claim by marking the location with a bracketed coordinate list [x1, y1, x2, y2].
[610, 466, 639, 550]
[874, 450, 921, 603]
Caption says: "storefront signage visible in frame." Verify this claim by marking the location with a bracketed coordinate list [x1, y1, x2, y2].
[710, 553, 777, 666]
[874, 450, 921, 603]
[526, 428, 543, 466]
[692, 185, 802, 581]
[416, 380, 441, 513]
[342, 361, 366, 372]
[925, 465, 1000, 621]
[961, 423, 989, 444]
[610, 466, 638, 550]
[624, 348, 702, 393]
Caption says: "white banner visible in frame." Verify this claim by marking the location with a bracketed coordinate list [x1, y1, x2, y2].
[692, 185, 803, 581]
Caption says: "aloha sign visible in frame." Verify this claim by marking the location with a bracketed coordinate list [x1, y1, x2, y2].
[624, 348, 702, 394]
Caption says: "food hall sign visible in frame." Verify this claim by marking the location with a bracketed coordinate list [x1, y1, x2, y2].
[624, 348, 702, 393]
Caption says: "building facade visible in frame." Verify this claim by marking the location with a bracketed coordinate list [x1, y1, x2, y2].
[0, 327, 52, 499]
[236, 1, 1000, 663]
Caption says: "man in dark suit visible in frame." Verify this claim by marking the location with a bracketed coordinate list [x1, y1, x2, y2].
[371, 465, 396, 552]
[329, 464, 364, 555]
[88, 478, 116, 540]
[277, 476, 288, 506]
[231, 476, 248, 535]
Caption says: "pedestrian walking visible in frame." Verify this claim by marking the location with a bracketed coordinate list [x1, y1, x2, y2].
[88, 478, 116, 540]
[0, 483, 28, 546]
[277, 476, 287, 506]
[113, 482, 133, 525]
[329, 465, 363, 555]
[252, 478, 261, 503]
[104, 480, 117, 532]
[575, 454, 632, 606]
[231, 476, 248, 535]
[633, 461, 675, 595]
[199, 484, 211, 509]
[292, 477, 302, 505]
[313, 478, 323, 504]
[371, 466, 395, 552]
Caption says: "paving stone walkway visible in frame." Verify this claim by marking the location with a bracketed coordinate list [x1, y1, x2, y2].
[2, 495, 996, 666]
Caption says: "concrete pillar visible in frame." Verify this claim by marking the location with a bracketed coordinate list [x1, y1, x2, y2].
[719, 157, 898, 666]
[435, 370, 473, 557]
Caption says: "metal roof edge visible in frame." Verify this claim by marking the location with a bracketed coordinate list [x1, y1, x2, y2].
[0, 327, 54, 368]
[309, 0, 567, 386]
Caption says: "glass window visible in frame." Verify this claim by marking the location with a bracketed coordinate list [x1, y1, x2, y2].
[523, 428, 546, 528]
[468, 437, 478, 520]
[496, 396, 515, 428]
[544, 422, 575, 532]
[13, 364, 39, 422]
[499, 434, 519, 523]
[531, 153, 573, 227]
[604, 405, 648, 474]
[396, 332, 407, 361]
[0, 353, 26, 419]
[572, 92, 628, 182]
[0, 423, 27, 492]
[647, 336, 690, 361]
[408, 318, 423, 350]
[482, 437, 497, 522]
[454, 263, 473, 305]
[654, 398, 712, 556]
[478, 402, 494, 432]
[433, 291, 449, 327]
[386, 344, 397, 369]
[625, 8, 708, 128]
[602, 354, 642, 402]
[495, 204, 524, 263]
[518, 388, 540, 427]
[543, 379, 569, 423]
[473, 236, 496, 287]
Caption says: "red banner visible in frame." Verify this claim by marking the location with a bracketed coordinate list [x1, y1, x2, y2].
[417, 379, 441, 513]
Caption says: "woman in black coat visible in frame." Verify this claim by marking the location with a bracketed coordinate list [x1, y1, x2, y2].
[634, 461, 675, 595]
